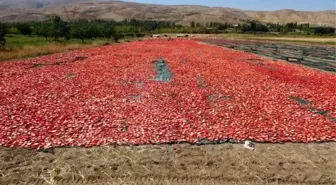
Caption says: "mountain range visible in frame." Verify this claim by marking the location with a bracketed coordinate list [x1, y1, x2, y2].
[0, 0, 335, 27]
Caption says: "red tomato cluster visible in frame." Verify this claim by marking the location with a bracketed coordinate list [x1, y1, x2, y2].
[0, 39, 335, 149]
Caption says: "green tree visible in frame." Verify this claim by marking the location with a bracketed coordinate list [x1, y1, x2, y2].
[51, 16, 70, 41]
[103, 25, 116, 40]
[87, 24, 101, 39]
[190, 21, 196, 28]
[0, 23, 8, 48]
[8, 27, 20, 34]
[314, 27, 335, 35]
[33, 21, 52, 41]
[135, 33, 144, 37]
[70, 23, 88, 43]
[240, 21, 269, 33]
[280, 27, 290, 33]
[16, 23, 33, 35]
[71, 22, 103, 42]
[301, 23, 310, 30]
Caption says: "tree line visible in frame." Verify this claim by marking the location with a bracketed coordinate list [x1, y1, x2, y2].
[0, 17, 174, 47]
[0, 16, 335, 48]
[264, 22, 335, 34]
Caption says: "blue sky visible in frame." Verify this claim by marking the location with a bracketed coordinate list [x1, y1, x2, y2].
[123, 0, 336, 11]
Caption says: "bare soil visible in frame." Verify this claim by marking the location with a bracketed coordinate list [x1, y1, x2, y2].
[187, 34, 336, 46]
[1, 143, 335, 185]
[197, 38, 336, 73]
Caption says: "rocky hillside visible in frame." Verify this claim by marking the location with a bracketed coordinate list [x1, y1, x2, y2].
[0, 0, 335, 26]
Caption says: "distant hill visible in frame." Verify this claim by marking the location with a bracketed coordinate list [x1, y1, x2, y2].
[0, 0, 96, 8]
[0, 0, 335, 27]
[245, 9, 336, 27]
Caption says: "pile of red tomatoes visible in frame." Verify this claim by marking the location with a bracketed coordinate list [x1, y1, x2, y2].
[0, 39, 335, 149]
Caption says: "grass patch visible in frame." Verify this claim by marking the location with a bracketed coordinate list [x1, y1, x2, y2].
[1, 34, 107, 61]
[5, 34, 98, 47]
[1, 34, 142, 61]
[6, 34, 49, 47]
[0, 43, 100, 61]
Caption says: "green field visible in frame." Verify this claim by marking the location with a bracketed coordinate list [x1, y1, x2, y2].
[1, 34, 140, 61]
[5, 34, 102, 48]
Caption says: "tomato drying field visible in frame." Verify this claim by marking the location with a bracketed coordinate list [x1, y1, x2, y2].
[0, 39, 335, 150]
